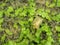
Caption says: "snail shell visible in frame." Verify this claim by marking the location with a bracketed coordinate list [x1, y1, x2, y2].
[32, 16, 43, 29]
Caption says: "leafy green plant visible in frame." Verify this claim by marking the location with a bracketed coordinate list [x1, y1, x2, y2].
[51, 14, 60, 22]
[0, 11, 3, 18]
[55, 25, 60, 32]
[0, 0, 60, 45]
[57, 0, 60, 7]
[37, 8, 51, 21]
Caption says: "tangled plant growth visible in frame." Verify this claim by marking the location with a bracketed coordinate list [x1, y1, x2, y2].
[0, 0, 60, 45]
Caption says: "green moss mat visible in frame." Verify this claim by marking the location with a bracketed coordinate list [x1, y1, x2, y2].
[0, 0, 60, 45]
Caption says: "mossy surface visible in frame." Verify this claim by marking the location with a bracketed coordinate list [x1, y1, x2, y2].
[0, 0, 60, 45]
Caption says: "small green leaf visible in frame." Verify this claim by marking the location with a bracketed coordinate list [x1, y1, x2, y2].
[45, 9, 50, 13]
[15, 8, 23, 16]
[28, 17, 33, 22]
[0, 11, 3, 18]
[57, 0, 60, 7]
[55, 26, 60, 32]
[5, 29, 13, 35]
[52, 14, 60, 21]
[1, 34, 6, 42]
[13, 23, 18, 29]
[46, 1, 50, 7]
[40, 12, 51, 21]
[49, 3, 55, 8]
[7, 6, 14, 12]
[17, 39, 29, 45]
[7, 40, 16, 45]
[0, 18, 3, 24]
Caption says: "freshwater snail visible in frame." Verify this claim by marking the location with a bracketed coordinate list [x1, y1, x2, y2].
[32, 16, 43, 29]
